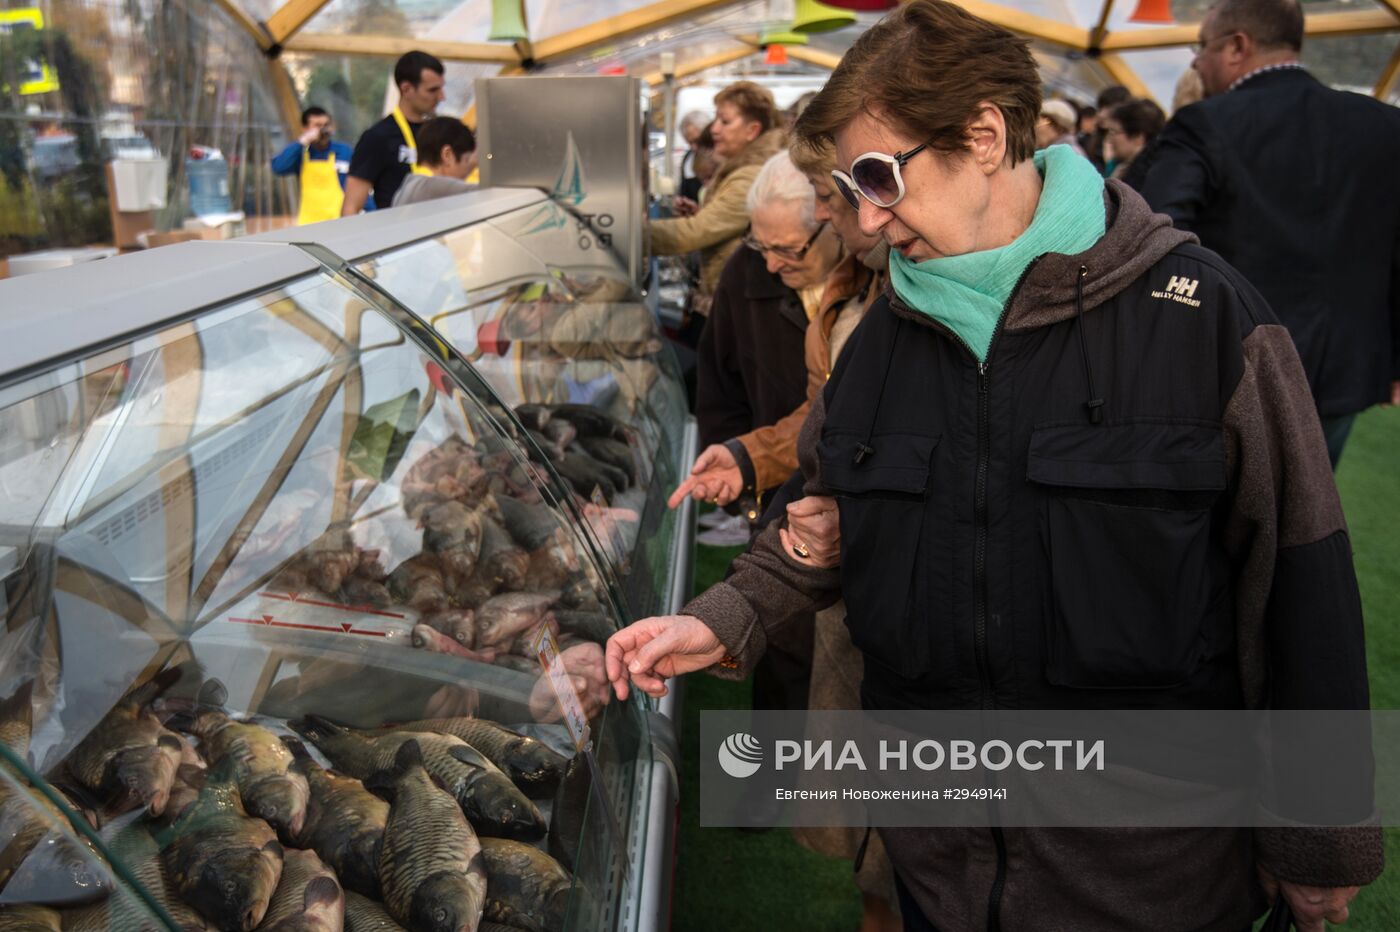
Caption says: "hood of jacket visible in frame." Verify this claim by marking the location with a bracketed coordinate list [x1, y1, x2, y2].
[712, 128, 788, 190]
[889, 180, 1196, 334]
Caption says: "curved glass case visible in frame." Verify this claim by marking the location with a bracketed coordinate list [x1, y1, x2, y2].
[253, 187, 694, 626]
[0, 240, 676, 931]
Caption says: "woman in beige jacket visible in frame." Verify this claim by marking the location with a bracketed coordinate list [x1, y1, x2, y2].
[649, 81, 786, 317]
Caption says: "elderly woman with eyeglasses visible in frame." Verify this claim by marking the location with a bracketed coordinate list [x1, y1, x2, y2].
[608, 1, 1379, 930]
[681, 148, 844, 711]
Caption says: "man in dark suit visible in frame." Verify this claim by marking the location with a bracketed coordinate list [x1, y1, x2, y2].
[1140, 0, 1400, 466]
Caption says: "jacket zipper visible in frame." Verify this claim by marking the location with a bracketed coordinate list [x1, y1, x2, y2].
[977, 258, 1044, 932]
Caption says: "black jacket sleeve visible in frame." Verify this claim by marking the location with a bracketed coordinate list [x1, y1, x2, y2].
[1138, 105, 1219, 233]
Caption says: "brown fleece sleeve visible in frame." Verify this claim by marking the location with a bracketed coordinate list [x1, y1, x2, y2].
[733, 313, 829, 492]
[1222, 323, 1383, 886]
[683, 390, 841, 678]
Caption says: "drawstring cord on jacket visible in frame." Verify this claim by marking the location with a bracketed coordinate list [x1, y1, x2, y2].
[1074, 265, 1105, 425]
[854, 318, 903, 464]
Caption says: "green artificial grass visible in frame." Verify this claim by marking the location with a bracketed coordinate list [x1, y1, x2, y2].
[673, 409, 1400, 930]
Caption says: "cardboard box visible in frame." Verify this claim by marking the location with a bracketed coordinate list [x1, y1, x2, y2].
[141, 229, 203, 248]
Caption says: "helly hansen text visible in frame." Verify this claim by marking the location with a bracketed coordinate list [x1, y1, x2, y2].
[1151, 275, 1202, 307]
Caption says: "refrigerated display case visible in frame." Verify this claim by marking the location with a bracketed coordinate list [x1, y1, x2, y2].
[0, 238, 682, 931]
[250, 187, 698, 645]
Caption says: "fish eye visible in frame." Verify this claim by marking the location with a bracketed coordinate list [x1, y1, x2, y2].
[224, 880, 237, 893]
[434, 907, 448, 923]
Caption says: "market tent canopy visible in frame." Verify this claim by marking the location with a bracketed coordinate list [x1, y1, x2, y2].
[213, 0, 1400, 132]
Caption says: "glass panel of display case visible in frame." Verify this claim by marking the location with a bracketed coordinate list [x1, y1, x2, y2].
[355, 211, 689, 620]
[0, 266, 649, 931]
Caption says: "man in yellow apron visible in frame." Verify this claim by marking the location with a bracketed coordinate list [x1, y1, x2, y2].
[343, 50, 445, 216]
[270, 107, 357, 225]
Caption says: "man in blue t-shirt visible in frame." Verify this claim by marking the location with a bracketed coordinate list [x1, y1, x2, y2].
[271, 106, 366, 224]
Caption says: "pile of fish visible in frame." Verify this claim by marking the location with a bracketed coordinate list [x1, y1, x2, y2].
[0, 676, 596, 932]
[265, 403, 644, 676]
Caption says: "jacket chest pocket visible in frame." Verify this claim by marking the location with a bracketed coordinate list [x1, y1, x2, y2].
[1027, 421, 1227, 690]
[818, 430, 940, 679]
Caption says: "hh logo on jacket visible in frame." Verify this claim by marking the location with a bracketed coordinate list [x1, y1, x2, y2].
[1152, 275, 1202, 307]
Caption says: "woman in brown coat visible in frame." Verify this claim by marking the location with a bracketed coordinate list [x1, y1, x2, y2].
[649, 81, 786, 318]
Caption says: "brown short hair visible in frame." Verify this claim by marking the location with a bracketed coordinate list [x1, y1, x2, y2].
[795, 0, 1041, 166]
[714, 81, 781, 133]
[416, 117, 476, 167]
[789, 136, 837, 178]
[1107, 98, 1165, 142]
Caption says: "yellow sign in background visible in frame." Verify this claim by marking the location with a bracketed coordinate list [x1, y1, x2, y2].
[0, 8, 60, 96]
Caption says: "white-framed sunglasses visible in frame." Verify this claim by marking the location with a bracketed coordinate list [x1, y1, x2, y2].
[831, 142, 930, 210]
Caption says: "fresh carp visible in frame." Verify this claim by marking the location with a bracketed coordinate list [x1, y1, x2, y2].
[372, 741, 486, 932]
[0, 811, 112, 907]
[343, 891, 405, 931]
[421, 501, 484, 579]
[475, 593, 559, 652]
[476, 517, 528, 593]
[290, 717, 544, 841]
[284, 737, 388, 900]
[158, 771, 284, 931]
[184, 710, 310, 841]
[411, 624, 497, 664]
[62, 814, 210, 930]
[479, 838, 574, 932]
[378, 719, 566, 799]
[254, 847, 343, 932]
[577, 437, 636, 485]
[67, 700, 182, 817]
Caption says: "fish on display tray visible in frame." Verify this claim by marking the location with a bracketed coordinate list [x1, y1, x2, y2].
[370, 717, 567, 799]
[290, 716, 545, 841]
[255, 847, 344, 932]
[369, 740, 487, 932]
[155, 768, 284, 931]
[283, 737, 388, 900]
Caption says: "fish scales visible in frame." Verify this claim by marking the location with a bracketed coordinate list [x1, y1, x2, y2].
[343, 890, 405, 930]
[376, 742, 485, 932]
[288, 739, 387, 900]
[292, 719, 544, 840]
[378, 719, 565, 798]
[255, 847, 343, 931]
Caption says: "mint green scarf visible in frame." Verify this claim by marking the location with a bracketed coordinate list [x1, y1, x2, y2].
[889, 145, 1106, 362]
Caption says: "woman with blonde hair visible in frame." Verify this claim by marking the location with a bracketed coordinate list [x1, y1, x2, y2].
[649, 81, 786, 321]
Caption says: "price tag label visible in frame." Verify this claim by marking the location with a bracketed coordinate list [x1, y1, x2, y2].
[530, 623, 590, 752]
[530, 623, 627, 865]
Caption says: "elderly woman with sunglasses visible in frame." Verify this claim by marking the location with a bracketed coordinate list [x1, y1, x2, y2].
[609, 2, 1380, 930]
